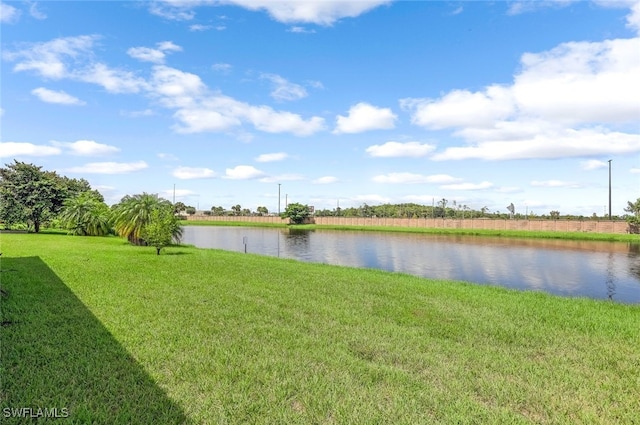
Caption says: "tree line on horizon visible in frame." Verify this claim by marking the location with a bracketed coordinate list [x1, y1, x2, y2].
[2, 161, 639, 240]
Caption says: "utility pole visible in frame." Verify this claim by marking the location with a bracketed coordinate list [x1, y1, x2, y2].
[608, 159, 612, 220]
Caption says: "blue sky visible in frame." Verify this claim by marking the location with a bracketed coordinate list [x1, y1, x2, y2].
[1, 0, 639, 216]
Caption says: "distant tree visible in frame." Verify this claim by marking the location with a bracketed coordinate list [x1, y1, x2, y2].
[624, 198, 640, 233]
[141, 206, 182, 255]
[280, 202, 310, 224]
[624, 198, 640, 218]
[549, 210, 560, 220]
[173, 201, 187, 214]
[231, 204, 242, 216]
[211, 206, 225, 216]
[256, 206, 269, 216]
[60, 192, 111, 236]
[185, 206, 196, 215]
[437, 198, 448, 218]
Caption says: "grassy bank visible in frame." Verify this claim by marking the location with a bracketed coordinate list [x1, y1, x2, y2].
[1, 233, 639, 424]
[183, 219, 640, 242]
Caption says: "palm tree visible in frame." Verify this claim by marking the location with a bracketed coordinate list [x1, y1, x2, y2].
[60, 192, 111, 236]
[111, 193, 181, 245]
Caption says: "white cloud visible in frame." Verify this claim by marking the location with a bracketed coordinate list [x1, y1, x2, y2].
[121, 109, 155, 118]
[495, 186, 523, 193]
[373, 173, 461, 184]
[0, 142, 61, 158]
[312, 176, 338, 184]
[581, 159, 609, 170]
[261, 73, 307, 101]
[127, 41, 182, 64]
[190, 24, 212, 31]
[288, 26, 316, 33]
[224, 165, 265, 180]
[334, 102, 397, 134]
[212, 63, 232, 73]
[431, 128, 640, 161]
[127, 47, 166, 64]
[402, 195, 440, 203]
[406, 34, 640, 161]
[531, 180, 581, 188]
[79, 63, 148, 94]
[172, 166, 216, 179]
[514, 38, 640, 125]
[4, 35, 148, 93]
[31, 87, 85, 105]
[150, 65, 206, 105]
[630, 167, 640, 174]
[441, 181, 494, 191]
[7, 35, 324, 137]
[66, 161, 148, 174]
[366, 141, 435, 158]
[157, 152, 179, 161]
[29, 2, 47, 20]
[352, 194, 392, 204]
[628, 0, 640, 33]
[157, 41, 182, 52]
[0, 3, 21, 23]
[402, 85, 513, 130]
[4, 35, 98, 79]
[255, 152, 289, 162]
[51, 140, 120, 156]
[244, 105, 325, 135]
[507, 0, 579, 16]
[93, 184, 116, 192]
[260, 173, 304, 183]
[147, 66, 325, 136]
[161, 188, 196, 199]
[212, 0, 391, 25]
[148, 1, 196, 20]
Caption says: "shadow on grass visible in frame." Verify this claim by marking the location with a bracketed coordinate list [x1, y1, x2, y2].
[0, 257, 189, 424]
[162, 251, 192, 256]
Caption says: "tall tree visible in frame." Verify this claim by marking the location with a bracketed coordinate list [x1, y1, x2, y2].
[142, 206, 182, 255]
[60, 192, 111, 236]
[111, 193, 178, 244]
[0, 161, 61, 232]
[280, 203, 310, 224]
[0, 161, 101, 232]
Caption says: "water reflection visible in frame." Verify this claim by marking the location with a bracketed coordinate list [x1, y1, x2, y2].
[181, 226, 640, 303]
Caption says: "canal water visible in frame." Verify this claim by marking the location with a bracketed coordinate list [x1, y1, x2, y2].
[182, 226, 640, 303]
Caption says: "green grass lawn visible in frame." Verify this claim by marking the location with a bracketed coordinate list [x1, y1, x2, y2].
[1, 233, 639, 424]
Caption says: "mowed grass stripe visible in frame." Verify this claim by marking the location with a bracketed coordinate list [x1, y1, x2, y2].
[1, 233, 638, 424]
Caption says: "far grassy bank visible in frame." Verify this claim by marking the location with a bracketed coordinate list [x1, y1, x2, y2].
[182, 220, 640, 243]
[1, 233, 638, 424]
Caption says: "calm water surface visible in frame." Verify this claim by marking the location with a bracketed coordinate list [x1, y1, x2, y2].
[182, 226, 640, 303]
